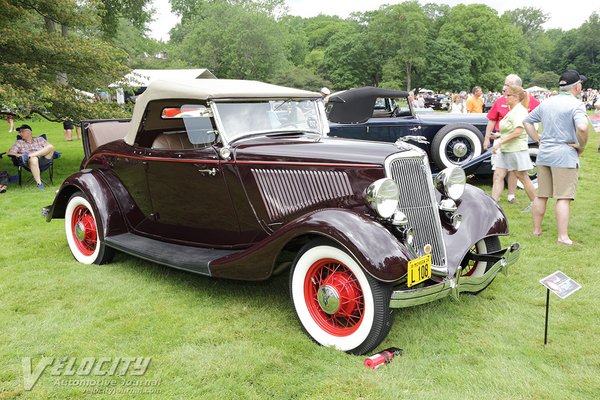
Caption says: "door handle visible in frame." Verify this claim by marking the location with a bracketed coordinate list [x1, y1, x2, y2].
[198, 168, 217, 176]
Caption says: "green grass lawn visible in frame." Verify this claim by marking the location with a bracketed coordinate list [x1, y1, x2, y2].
[1, 118, 599, 399]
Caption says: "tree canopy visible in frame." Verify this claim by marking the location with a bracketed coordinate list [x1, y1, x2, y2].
[2, 0, 599, 124]
[0, 0, 153, 121]
[164, 1, 600, 92]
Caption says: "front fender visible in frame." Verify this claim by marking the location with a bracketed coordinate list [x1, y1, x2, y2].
[443, 184, 509, 270]
[210, 208, 412, 282]
[46, 170, 127, 238]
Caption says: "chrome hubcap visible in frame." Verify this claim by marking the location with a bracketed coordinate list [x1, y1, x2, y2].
[75, 222, 86, 241]
[452, 142, 468, 157]
[317, 285, 340, 314]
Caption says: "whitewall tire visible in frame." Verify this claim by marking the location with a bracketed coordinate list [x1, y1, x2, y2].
[290, 240, 393, 355]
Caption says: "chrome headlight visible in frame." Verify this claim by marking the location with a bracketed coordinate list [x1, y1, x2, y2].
[434, 166, 466, 200]
[366, 178, 399, 219]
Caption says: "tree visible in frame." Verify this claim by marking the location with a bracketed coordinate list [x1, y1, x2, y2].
[112, 19, 163, 69]
[503, 7, 550, 81]
[99, 0, 153, 38]
[503, 7, 548, 37]
[421, 2, 451, 40]
[171, 0, 287, 22]
[169, 2, 288, 80]
[420, 38, 471, 92]
[571, 12, 600, 88]
[0, 0, 142, 121]
[270, 64, 331, 91]
[437, 4, 528, 90]
[528, 71, 560, 89]
[367, 2, 429, 91]
[321, 27, 377, 89]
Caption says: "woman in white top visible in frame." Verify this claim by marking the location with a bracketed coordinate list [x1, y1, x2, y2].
[448, 94, 464, 113]
[491, 85, 536, 207]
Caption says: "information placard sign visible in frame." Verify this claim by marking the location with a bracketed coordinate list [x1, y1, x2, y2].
[539, 271, 581, 299]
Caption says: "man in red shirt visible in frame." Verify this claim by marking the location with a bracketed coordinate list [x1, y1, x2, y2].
[484, 74, 540, 203]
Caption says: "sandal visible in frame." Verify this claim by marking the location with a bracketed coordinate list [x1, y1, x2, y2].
[557, 240, 583, 247]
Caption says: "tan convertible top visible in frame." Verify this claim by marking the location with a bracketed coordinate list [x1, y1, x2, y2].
[124, 79, 320, 145]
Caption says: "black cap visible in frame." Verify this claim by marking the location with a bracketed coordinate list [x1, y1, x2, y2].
[559, 70, 587, 86]
[16, 124, 32, 132]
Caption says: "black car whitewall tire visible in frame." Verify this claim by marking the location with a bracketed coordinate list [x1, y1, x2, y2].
[65, 191, 114, 265]
[290, 240, 393, 355]
[461, 236, 501, 294]
[431, 123, 484, 170]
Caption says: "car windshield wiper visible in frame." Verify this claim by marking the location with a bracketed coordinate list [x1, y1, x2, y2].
[266, 130, 303, 137]
[267, 130, 322, 137]
[273, 99, 294, 111]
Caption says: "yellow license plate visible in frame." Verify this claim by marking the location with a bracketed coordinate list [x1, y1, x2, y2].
[407, 254, 432, 287]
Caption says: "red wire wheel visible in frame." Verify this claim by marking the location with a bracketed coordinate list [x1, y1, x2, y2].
[304, 258, 365, 336]
[70, 204, 98, 256]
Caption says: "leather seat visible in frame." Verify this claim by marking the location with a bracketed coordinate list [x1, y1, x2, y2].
[151, 133, 195, 150]
[88, 121, 130, 152]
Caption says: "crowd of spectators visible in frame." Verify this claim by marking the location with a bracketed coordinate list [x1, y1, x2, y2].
[415, 85, 600, 114]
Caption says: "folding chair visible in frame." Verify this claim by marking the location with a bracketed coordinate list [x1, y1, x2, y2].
[7, 134, 61, 186]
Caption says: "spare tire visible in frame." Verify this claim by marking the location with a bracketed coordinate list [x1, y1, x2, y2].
[430, 123, 484, 170]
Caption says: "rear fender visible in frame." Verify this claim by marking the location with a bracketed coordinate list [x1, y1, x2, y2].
[47, 170, 127, 238]
[210, 209, 412, 282]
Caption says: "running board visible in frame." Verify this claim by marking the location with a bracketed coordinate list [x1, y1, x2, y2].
[105, 233, 241, 276]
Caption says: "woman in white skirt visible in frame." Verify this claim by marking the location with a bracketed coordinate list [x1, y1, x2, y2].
[491, 85, 537, 209]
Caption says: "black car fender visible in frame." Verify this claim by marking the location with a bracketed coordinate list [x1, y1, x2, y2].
[210, 208, 413, 283]
[46, 169, 128, 238]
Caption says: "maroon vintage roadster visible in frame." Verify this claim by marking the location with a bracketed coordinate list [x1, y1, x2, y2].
[44, 79, 520, 355]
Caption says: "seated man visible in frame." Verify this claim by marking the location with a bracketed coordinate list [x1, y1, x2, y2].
[7, 124, 55, 190]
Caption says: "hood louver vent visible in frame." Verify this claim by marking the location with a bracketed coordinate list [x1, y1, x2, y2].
[252, 169, 352, 220]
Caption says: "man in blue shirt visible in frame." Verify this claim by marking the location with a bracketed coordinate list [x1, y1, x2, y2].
[523, 70, 589, 246]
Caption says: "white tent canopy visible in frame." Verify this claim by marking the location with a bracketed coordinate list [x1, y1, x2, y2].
[526, 86, 548, 92]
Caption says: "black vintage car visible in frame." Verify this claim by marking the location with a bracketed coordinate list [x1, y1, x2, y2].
[44, 79, 520, 355]
[327, 87, 489, 171]
[424, 94, 450, 111]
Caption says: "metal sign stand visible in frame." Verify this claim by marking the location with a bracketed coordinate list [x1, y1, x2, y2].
[539, 271, 581, 346]
[544, 288, 550, 345]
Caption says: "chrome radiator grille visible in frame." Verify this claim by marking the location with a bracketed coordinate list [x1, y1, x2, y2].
[387, 156, 447, 267]
[252, 168, 353, 221]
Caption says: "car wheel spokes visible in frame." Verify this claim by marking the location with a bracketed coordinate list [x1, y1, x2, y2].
[305, 259, 364, 336]
[71, 205, 97, 256]
[446, 137, 473, 163]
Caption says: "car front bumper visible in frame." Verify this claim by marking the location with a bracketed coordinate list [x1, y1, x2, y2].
[389, 243, 520, 308]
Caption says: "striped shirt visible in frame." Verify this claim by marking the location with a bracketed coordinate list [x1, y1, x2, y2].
[9, 136, 49, 155]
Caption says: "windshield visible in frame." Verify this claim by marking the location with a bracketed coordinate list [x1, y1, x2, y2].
[213, 99, 325, 143]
